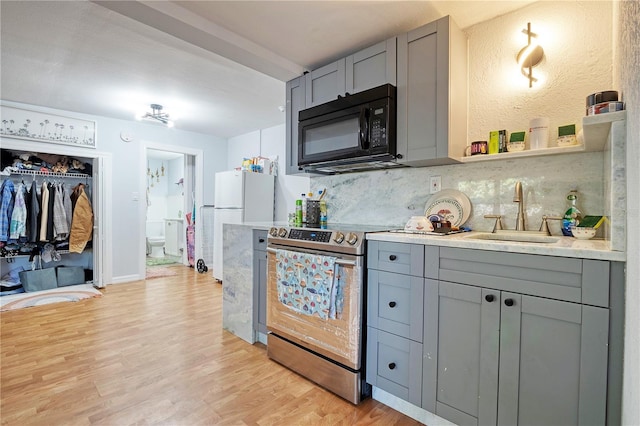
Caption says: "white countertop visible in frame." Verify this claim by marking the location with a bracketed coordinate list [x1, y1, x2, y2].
[366, 231, 625, 262]
[235, 222, 625, 262]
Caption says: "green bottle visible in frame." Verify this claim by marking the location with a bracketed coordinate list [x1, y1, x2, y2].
[562, 190, 582, 236]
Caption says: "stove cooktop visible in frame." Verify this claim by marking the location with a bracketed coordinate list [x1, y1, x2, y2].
[267, 224, 396, 256]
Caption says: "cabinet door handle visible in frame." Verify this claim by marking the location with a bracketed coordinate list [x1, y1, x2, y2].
[388, 301, 397, 308]
[389, 255, 397, 261]
[485, 294, 495, 303]
[259, 238, 265, 243]
[504, 298, 515, 307]
[388, 362, 396, 370]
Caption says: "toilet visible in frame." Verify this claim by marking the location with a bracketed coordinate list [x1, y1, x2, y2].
[146, 221, 165, 258]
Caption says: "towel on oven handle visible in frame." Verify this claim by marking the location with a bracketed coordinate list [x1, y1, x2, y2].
[275, 249, 340, 320]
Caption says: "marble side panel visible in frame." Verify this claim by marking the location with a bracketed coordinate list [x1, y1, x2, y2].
[222, 223, 255, 344]
[609, 120, 627, 251]
[312, 152, 605, 236]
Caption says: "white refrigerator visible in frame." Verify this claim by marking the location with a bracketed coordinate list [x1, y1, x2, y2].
[213, 170, 275, 281]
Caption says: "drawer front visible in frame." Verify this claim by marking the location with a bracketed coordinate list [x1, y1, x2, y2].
[368, 241, 424, 276]
[366, 327, 422, 406]
[438, 247, 610, 306]
[253, 229, 268, 251]
[368, 269, 423, 341]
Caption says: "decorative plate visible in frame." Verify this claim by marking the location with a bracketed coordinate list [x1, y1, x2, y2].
[424, 189, 471, 227]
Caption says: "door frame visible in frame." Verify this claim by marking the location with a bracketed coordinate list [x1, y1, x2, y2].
[139, 141, 203, 277]
[0, 137, 113, 287]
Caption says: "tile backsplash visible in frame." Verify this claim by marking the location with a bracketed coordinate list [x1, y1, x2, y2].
[311, 152, 605, 236]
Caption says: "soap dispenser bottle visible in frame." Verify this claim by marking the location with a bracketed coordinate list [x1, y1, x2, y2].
[562, 190, 582, 236]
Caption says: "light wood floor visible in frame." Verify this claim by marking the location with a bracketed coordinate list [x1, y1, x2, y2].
[1, 266, 421, 425]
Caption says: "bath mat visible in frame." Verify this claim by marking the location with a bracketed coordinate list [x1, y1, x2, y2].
[0, 284, 102, 311]
[146, 255, 182, 267]
[146, 266, 178, 280]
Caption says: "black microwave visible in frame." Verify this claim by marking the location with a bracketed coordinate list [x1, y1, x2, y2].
[298, 84, 402, 174]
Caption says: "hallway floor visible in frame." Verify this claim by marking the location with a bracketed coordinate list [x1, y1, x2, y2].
[0, 266, 419, 425]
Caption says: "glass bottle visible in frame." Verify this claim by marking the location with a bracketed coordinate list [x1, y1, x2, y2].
[562, 190, 582, 236]
[295, 199, 303, 226]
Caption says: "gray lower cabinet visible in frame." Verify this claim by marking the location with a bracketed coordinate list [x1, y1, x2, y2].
[396, 15, 467, 166]
[428, 281, 609, 426]
[252, 230, 268, 336]
[367, 242, 621, 426]
[366, 242, 425, 406]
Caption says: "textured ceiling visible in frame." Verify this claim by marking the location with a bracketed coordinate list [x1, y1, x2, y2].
[1, 1, 533, 139]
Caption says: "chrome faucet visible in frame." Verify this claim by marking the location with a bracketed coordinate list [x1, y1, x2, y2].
[514, 181, 526, 231]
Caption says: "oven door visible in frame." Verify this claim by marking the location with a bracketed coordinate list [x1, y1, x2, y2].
[266, 246, 364, 369]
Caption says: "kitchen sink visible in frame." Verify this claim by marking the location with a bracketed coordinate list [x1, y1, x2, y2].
[466, 231, 560, 244]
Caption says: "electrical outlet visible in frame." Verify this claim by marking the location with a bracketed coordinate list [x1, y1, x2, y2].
[430, 176, 441, 194]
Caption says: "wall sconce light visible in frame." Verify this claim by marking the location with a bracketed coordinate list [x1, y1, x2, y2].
[136, 104, 175, 128]
[517, 22, 544, 88]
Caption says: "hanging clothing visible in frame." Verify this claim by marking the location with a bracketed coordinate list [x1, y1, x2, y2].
[46, 182, 56, 241]
[62, 184, 72, 233]
[0, 180, 15, 242]
[39, 182, 49, 242]
[28, 180, 40, 243]
[53, 183, 69, 240]
[9, 183, 27, 239]
[69, 183, 93, 253]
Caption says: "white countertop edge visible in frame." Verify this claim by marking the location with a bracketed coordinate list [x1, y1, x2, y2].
[366, 231, 626, 262]
[232, 223, 625, 262]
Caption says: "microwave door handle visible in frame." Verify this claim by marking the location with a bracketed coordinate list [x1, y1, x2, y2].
[359, 109, 370, 150]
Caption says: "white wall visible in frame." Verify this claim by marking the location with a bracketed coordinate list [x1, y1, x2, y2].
[225, 123, 309, 222]
[227, 130, 260, 170]
[1, 101, 229, 281]
[466, 1, 612, 144]
[615, 1, 640, 424]
[260, 124, 309, 221]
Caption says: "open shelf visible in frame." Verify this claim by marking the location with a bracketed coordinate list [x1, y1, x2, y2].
[459, 110, 626, 163]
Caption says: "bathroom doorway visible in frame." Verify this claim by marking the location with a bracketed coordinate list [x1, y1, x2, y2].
[138, 141, 204, 279]
[145, 149, 186, 267]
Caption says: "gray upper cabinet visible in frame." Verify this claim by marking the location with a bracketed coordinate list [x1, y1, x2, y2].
[346, 37, 397, 94]
[396, 16, 467, 166]
[285, 75, 306, 176]
[305, 59, 346, 107]
[305, 37, 397, 108]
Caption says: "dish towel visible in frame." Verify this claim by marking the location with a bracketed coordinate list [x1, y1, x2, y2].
[275, 249, 339, 320]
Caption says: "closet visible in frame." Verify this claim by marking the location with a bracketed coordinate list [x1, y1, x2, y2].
[0, 142, 110, 293]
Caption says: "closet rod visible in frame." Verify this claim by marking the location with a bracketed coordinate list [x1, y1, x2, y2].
[5, 170, 90, 179]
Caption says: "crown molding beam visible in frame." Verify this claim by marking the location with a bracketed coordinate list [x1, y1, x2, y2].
[92, 0, 305, 82]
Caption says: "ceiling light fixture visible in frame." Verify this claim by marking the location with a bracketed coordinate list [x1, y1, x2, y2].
[136, 104, 174, 128]
[517, 22, 544, 88]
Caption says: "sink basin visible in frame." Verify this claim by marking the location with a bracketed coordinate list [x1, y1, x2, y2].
[466, 231, 560, 244]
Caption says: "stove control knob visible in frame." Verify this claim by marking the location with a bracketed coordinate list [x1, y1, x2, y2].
[333, 232, 345, 244]
[269, 227, 278, 237]
[346, 233, 358, 245]
[278, 228, 288, 238]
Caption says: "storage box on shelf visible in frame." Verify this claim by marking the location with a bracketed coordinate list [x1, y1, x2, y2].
[460, 110, 627, 163]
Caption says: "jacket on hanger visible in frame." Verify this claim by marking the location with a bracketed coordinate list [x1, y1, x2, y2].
[69, 183, 93, 253]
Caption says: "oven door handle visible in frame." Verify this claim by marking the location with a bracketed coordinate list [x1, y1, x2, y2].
[266, 247, 356, 267]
